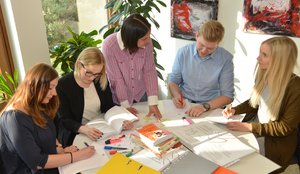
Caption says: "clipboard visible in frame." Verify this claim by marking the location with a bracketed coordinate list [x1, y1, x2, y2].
[96, 153, 160, 174]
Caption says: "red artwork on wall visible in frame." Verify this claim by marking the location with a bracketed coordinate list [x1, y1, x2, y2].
[243, 0, 300, 37]
[171, 0, 219, 41]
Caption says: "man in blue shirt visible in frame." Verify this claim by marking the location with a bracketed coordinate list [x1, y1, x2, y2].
[168, 20, 234, 117]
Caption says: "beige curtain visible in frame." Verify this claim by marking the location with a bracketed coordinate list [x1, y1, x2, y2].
[0, 4, 15, 110]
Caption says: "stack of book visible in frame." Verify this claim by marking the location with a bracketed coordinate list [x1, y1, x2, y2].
[133, 123, 180, 157]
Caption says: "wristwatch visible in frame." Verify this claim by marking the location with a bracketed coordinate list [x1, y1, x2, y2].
[202, 103, 211, 111]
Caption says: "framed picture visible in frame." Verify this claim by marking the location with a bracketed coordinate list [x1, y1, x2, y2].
[243, 0, 300, 37]
[171, 0, 219, 41]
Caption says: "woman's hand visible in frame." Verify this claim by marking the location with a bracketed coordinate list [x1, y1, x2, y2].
[63, 145, 79, 153]
[72, 146, 96, 162]
[147, 105, 162, 120]
[126, 107, 139, 115]
[79, 125, 103, 141]
[222, 107, 235, 119]
[227, 122, 252, 132]
[185, 104, 206, 117]
[122, 120, 134, 130]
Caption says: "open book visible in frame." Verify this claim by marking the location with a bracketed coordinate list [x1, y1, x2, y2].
[86, 106, 139, 139]
[166, 121, 255, 167]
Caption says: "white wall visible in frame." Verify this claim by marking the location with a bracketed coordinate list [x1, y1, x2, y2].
[0, 0, 50, 79]
[77, 0, 107, 40]
[152, 0, 300, 104]
[2, 0, 300, 104]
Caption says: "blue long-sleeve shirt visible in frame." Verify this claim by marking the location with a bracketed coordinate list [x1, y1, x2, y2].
[169, 43, 234, 103]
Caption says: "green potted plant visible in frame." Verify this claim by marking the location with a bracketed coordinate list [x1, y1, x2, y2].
[50, 26, 102, 75]
[0, 70, 18, 105]
[100, 0, 166, 80]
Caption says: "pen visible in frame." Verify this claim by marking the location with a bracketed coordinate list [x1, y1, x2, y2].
[179, 93, 184, 106]
[105, 134, 126, 144]
[226, 104, 232, 111]
[84, 142, 89, 147]
[104, 146, 128, 150]
[182, 116, 193, 125]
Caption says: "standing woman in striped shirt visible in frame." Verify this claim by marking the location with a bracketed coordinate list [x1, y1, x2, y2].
[102, 14, 162, 119]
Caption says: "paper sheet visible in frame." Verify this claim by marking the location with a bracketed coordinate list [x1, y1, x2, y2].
[58, 142, 109, 174]
[204, 109, 244, 124]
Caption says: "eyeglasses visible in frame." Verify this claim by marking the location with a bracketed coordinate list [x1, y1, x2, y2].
[80, 62, 102, 78]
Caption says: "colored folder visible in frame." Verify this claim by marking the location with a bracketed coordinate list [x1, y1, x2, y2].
[96, 153, 160, 174]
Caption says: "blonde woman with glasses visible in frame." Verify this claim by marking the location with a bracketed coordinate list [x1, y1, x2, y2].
[223, 36, 300, 173]
[56, 47, 134, 147]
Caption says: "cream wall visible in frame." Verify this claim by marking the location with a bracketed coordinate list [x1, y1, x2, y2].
[0, 0, 50, 79]
[1, 0, 300, 104]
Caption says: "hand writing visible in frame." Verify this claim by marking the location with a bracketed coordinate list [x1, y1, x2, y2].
[172, 94, 186, 108]
[222, 104, 235, 119]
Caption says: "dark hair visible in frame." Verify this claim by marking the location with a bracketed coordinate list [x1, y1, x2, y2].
[3, 63, 59, 128]
[121, 14, 151, 53]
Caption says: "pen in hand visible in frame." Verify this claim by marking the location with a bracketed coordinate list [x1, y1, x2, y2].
[84, 142, 90, 147]
[224, 104, 232, 119]
[226, 104, 232, 111]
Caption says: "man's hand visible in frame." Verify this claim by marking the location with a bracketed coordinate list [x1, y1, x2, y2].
[185, 104, 206, 117]
[172, 95, 186, 108]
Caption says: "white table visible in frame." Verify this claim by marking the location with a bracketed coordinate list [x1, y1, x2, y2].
[73, 100, 279, 174]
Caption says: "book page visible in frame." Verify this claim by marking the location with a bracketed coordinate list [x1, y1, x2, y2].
[204, 109, 244, 124]
[193, 133, 255, 167]
[58, 142, 109, 174]
[166, 121, 227, 148]
[104, 106, 139, 132]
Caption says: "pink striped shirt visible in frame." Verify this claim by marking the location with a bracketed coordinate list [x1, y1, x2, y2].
[102, 32, 158, 107]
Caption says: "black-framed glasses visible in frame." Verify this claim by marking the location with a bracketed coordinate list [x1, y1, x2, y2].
[80, 62, 102, 78]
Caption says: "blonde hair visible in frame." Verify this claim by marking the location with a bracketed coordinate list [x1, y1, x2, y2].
[198, 20, 224, 42]
[74, 47, 107, 90]
[250, 36, 298, 121]
[2, 63, 59, 128]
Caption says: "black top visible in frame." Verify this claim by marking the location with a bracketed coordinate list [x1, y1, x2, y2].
[0, 110, 57, 174]
[56, 72, 115, 146]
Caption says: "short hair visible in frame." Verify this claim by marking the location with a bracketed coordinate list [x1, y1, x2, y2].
[198, 20, 224, 43]
[74, 47, 107, 90]
[4, 63, 59, 128]
[121, 14, 151, 53]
